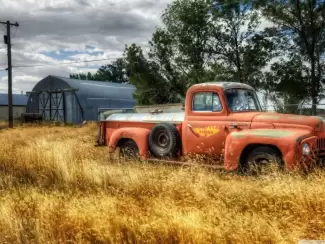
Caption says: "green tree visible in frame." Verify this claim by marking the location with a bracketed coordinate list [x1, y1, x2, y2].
[149, 29, 187, 98]
[95, 58, 129, 83]
[125, 0, 274, 104]
[209, 0, 275, 88]
[69, 72, 93, 80]
[258, 0, 325, 115]
[264, 55, 311, 113]
[124, 44, 181, 105]
[69, 58, 129, 83]
[158, 0, 214, 86]
[86, 72, 93, 80]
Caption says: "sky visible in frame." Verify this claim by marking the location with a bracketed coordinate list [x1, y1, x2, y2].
[0, 0, 172, 94]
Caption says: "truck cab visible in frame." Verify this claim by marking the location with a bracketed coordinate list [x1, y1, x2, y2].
[97, 82, 325, 173]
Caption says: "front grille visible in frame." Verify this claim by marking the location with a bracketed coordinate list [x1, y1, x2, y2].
[317, 138, 325, 150]
[315, 138, 325, 157]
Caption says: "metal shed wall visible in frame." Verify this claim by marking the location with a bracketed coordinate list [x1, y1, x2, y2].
[0, 93, 29, 106]
[0, 93, 28, 121]
[0, 106, 26, 120]
[26, 75, 136, 124]
[57, 76, 136, 121]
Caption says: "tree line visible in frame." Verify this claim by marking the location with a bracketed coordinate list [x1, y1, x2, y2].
[70, 0, 325, 115]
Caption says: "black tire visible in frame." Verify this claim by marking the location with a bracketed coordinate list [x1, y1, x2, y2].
[239, 146, 284, 175]
[119, 140, 139, 160]
[149, 123, 181, 158]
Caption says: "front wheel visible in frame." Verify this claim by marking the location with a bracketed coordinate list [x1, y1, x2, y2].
[119, 140, 139, 161]
[239, 146, 284, 175]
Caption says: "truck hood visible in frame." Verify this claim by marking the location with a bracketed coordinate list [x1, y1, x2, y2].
[251, 112, 324, 128]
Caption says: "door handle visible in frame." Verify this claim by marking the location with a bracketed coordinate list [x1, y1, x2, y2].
[227, 123, 248, 129]
[227, 123, 238, 129]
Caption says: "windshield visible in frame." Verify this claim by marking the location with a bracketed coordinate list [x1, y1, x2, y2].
[224, 88, 262, 112]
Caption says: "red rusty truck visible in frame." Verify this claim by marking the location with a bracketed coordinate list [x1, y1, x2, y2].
[96, 82, 325, 173]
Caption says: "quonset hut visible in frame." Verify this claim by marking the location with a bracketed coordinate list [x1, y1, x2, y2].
[26, 75, 136, 124]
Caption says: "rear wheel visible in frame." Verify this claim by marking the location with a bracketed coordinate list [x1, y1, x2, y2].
[119, 140, 139, 161]
[239, 146, 284, 175]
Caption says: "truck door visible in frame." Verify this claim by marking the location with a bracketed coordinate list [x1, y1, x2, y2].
[182, 91, 228, 161]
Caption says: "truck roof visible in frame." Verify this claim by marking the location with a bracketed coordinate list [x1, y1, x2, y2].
[192, 82, 254, 90]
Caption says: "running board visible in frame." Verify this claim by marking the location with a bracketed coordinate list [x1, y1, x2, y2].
[148, 158, 225, 170]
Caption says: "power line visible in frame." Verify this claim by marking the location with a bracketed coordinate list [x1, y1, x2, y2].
[13, 57, 122, 68]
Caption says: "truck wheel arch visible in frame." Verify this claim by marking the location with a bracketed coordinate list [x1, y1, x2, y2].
[239, 144, 284, 172]
[240, 144, 283, 163]
[108, 128, 151, 160]
[117, 139, 139, 160]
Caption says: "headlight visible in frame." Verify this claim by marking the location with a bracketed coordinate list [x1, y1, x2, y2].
[302, 143, 311, 156]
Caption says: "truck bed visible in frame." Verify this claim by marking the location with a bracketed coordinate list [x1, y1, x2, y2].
[96, 103, 185, 146]
[104, 112, 184, 124]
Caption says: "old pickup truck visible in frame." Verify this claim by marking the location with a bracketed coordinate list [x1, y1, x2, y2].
[96, 82, 325, 173]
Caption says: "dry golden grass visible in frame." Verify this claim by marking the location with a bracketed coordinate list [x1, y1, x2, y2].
[0, 122, 325, 243]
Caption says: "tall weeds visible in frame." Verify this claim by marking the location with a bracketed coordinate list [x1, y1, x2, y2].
[0, 123, 323, 243]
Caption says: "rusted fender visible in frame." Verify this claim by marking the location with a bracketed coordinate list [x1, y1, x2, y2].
[224, 128, 315, 171]
[107, 127, 150, 160]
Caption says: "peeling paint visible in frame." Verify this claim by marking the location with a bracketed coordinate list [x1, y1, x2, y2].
[295, 135, 309, 142]
[232, 129, 295, 139]
[257, 114, 280, 119]
[256, 114, 323, 125]
[287, 116, 304, 120]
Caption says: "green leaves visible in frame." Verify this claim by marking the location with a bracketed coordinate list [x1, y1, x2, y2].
[259, 0, 325, 114]
[69, 58, 129, 83]
[210, 0, 275, 87]
[70, 0, 325, 110]
[124, 44, 181, 105]
[123, 0, 277, 105]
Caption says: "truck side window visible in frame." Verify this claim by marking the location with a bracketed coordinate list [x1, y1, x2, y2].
[192, 92, 222, 112]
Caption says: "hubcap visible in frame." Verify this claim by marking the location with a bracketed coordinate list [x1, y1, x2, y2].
[247, 155, 279, 174]
[155, 130, 169, 149]
[123, 147, 135, 157]
[121, 144, 138, 160]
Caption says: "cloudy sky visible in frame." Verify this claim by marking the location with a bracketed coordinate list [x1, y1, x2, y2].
[0, 0, 172, 94]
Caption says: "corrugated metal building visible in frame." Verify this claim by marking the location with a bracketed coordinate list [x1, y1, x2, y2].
[26, 75, 136, 124]
[0, 93, 28, 120]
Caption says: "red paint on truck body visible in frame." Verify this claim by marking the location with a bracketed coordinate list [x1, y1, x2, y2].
[97, 82, 325, 172]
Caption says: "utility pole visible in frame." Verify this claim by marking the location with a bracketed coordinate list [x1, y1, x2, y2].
[1, 20, 19, 128]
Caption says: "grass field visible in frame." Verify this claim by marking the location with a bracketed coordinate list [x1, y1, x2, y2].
[0, 123, 325, 243]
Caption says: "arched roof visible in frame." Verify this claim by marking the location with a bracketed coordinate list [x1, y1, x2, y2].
[28, 75, 137, 121]
[30, 75, 136, 103]
[51, 75, 136, 101]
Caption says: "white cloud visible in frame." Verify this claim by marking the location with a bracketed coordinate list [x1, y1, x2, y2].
[0, 0, 274, 95]
[0, 0, 172, 93]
